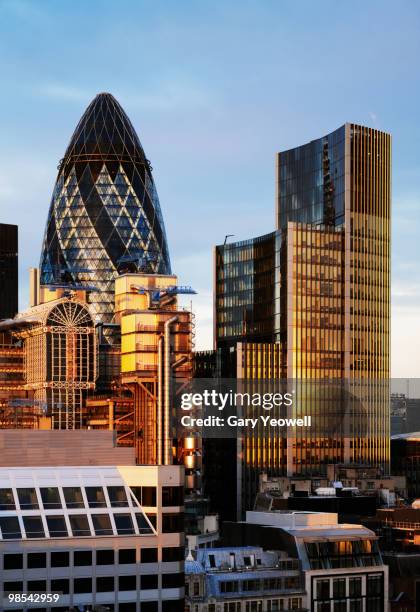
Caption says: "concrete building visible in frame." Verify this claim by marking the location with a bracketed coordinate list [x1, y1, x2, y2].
[0, 429, 185, 612]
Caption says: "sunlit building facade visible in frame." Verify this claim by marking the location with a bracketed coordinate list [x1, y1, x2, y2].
[213, 124, 391, 503]
[39, 93, 171, 333]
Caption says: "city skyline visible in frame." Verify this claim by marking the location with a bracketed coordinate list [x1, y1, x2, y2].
[0, 0, 419, 377]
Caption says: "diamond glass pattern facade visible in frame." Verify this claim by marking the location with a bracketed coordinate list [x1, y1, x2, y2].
[39, 93, 171, 327]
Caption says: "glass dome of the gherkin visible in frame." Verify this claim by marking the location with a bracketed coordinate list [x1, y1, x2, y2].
[39, 92, 171, 325]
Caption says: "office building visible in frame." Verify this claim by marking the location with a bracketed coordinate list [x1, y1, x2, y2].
[39, 93, 171, 337]
[185, 546, 306, 612]
[0, 289, 97, 429]
[222, 510, 388, 612]
[0, 223, 18, 320]
[210, 124, 391, 518]
[0, 429, 185, 612]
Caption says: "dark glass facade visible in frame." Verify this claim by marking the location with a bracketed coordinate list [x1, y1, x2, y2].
[39, 93, 171, 327]
[215, 231, 281, 347]
[0, 224, 18, 320]
[212, 124, 391, 503]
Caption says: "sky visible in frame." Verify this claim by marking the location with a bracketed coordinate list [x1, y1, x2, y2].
[0, 0, 419, 378]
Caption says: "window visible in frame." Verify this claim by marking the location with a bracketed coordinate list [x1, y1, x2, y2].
[51, 551, 69, 567]
[162, 486, 184, 506]
[119, 605, 137, 612]
[135, 512, 154, 533]
[162, 600, 184, 612]
[97, 549, 114, 565]
[141, 575, 158, 589]
[107, 486, 128, 507]
[162, 546, 184, 562]
[118, 575, 136, 591]
[349, 601, 362, 612]
[97, 576, 115, 592]
[209, 554, 216, 568]
[46, 516, 68, 537]
[74, 577, 92, 593]
[92, 513, 113, 535]
[141, 604, 158, 612]
[28, 580, 47, 591]
[4, 581, 23, 592]
[0, 488, 15, 510]
[193, 581, 199, 596]
[28, 552, 46, 568]
[40, 487, 61, 509]
[17, 488, 38, 509]
[367, 575, 383, 596]
[349, 577, 362, 597]
[333, 578, 346, 598]
[142, 486, 157, 506]
[162, 513, 184, 533]
[63, 487, 84, 508]
[119, 549, 136, 564]
[51, 579, 69, 595]
[74, 550, 92, 566]
[162, 572, 184, 588]
[4, 553, 23, 569]
[23, 516, 45, 538]
[333, 602, 346, 612]
[114, 513, 134, 535]
[85, 486, 106, 508]
[69, 515, 91, 536]
[141, 548, 158, 563]
[146, 513, 157, 528]
[316, 579, 330, 599]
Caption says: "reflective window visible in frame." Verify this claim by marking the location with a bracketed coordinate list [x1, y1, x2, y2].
[114, 513, 134, 535]
[17, 488, 39, 510]
[46, 516, 68, 537]
[69, 515, 91, 537]
[0, 488, 15, 510]
[23, 516, 45, 538]
[107, 486, 128, 507]
[85, 486, 107, 508]
[63, 487, 84, 509]
[135, 513, 154, 534]
[0, 516, 22, 540]
[92, 514, 113, 536]
[40, 487, 62, 509]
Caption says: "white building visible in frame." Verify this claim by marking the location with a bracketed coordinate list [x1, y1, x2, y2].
[0, 430, 185, 612]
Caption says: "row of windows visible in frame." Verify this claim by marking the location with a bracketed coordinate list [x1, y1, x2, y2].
[220, 576, 301, 593]
[1, 572, 184, 594]
[4, 598, 184, 612]
[0, 485, 183, 511]
[2, 546, 184, 569]
[0, 512, 183, 539]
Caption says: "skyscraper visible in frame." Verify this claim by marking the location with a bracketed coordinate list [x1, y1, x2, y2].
[0, 223, 18, 320]
[211, 124, 391, 517]
[39, 93, 171, 330]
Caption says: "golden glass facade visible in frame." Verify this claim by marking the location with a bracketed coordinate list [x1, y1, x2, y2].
[214, 123, 391, 482]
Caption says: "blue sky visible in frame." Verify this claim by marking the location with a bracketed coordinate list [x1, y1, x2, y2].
[0, 0, 419, 377]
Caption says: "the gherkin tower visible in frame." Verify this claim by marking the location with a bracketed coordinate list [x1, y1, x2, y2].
[39, 92, 171, 325]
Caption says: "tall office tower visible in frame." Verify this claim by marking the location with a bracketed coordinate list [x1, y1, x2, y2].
[0, 223, 18, 320]
[212, 124, 391, 518]
[39, 93, 171, 338]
